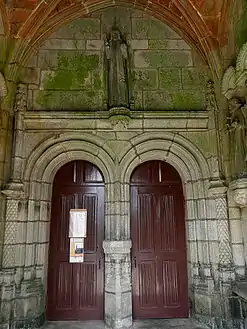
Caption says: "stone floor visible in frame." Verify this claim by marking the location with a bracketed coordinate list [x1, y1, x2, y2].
[41, 319, 209, 329]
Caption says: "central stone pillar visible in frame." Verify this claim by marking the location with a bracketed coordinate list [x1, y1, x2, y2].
[103, 240, 132, 329]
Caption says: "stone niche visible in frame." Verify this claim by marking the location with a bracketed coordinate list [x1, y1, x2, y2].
[25, 6, 210, 112]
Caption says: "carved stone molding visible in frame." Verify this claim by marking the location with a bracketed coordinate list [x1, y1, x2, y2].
[108, 106, 131, 130]
[0, 71, 7, 99]
[222, 42, 247, 99]
[230, 178, 247, 207]
[103, 240, 132, 254]
[208, 179, 228, 198]
[1, 184, 25, 199]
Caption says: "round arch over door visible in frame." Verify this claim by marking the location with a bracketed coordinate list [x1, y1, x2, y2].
[47, 160, 105, 320]
[131, 160, 188, 319]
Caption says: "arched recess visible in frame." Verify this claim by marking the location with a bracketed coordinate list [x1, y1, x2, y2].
[22, 133, 116, 286]
[119, 132, 210, 184]
[118, 132, 211, 295]
[8, 0, 220, 85]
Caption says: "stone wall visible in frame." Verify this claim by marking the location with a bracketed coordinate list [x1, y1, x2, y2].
[0, 6, 236, 329]
[25, 7, 209, 111]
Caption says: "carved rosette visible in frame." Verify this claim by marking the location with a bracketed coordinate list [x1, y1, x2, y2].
[230, 178, 247, 207]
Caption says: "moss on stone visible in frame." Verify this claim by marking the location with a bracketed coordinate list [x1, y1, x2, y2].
[236, 0, 247, 48]
[181, 68, 208, 89]
[92, 70, 102, 90]
[134, 69, 158, 90]
[139, 50, 193, 68]
[172, 91, 205, 110]
[36, 90, 102, 110]
[53, 18, 101, 39]
[37, 53, 102, 108]
[132, 18, 180, 39]
[159, 68, 181, 89]
[149, 40, 169, 49]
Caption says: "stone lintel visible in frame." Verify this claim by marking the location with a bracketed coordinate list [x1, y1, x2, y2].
[103, 240, 131, 254]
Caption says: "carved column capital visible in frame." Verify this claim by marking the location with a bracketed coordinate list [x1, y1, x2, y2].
[208, 179, 228, 198]
[1, 183, 25, 200]
[230, 178, 247, 207]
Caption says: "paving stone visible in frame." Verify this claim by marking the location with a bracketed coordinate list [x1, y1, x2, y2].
[40, 319, 209, 329]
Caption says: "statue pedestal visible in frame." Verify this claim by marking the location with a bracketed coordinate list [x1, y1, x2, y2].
[108, 107, 131, 130]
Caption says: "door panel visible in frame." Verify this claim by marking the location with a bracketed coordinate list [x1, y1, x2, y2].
[131, 161, 188, 319]
[47, 161, 104, 320]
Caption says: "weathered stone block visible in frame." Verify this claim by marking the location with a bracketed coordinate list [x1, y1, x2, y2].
[21, 67, 40, 85]
[51, 18, 101, 39]
[42, 38, 85, 50]
[35, 90, 103, 110]
[132, 91, 143, 109]
[38, 50, 58, 69]
[92, 70, 103, 90]
[132, 18, 181, 39]
[130, 39, 148, 49]
[134, 50, 193, 68]
[149, 39, 191, 50]
[171, 90, 206, 109]
[86, 40, 104, 50]
[182, 68, 208, 89]
[159, 68, 181, 89]
[134, 69, 158, 90]
[143, 90, 172, 110]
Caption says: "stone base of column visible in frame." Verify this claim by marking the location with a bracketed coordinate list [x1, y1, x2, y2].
[103, 240, 132, 329]
[0, 271, 45, 329]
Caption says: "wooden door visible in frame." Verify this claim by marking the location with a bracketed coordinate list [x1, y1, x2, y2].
[131, 161, 188, 319]
[47, 161, 104, 320]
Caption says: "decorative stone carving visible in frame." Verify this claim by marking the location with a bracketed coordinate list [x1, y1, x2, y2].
[104, 24, 131, 109]
[0, 71, 7, 99]
[209, 181, 232, 268]
[222, 41, 247, 99]
[108, 106, 131, 130]
[7, 84, 27, 189]
[230, 178, 247, 207]
[227, 97, 247, 179]
[206, 79, 217, 110]
[222, 43, 247, 181]
[205, 80, 222, 177]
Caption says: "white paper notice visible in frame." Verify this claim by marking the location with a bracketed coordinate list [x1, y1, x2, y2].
[69, 238, 84, 263]
[69, 209, 87, 238]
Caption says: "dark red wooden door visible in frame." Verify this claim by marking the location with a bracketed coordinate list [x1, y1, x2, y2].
[47, 161, 104, 320]
[131, 161, 188, 319]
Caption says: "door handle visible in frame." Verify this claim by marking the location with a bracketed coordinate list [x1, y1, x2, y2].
[98, 258, 101, 270]
[133, 256, 137, 268]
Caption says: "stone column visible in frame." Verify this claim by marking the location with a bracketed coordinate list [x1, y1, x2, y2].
[103, 240, 132, 329]
[0, 188, 25, 326]
[206, 181, 234, 326]
[209, 181, 233, 278]
[230, 178, 247, 274]
[9, 84, 26, 187]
